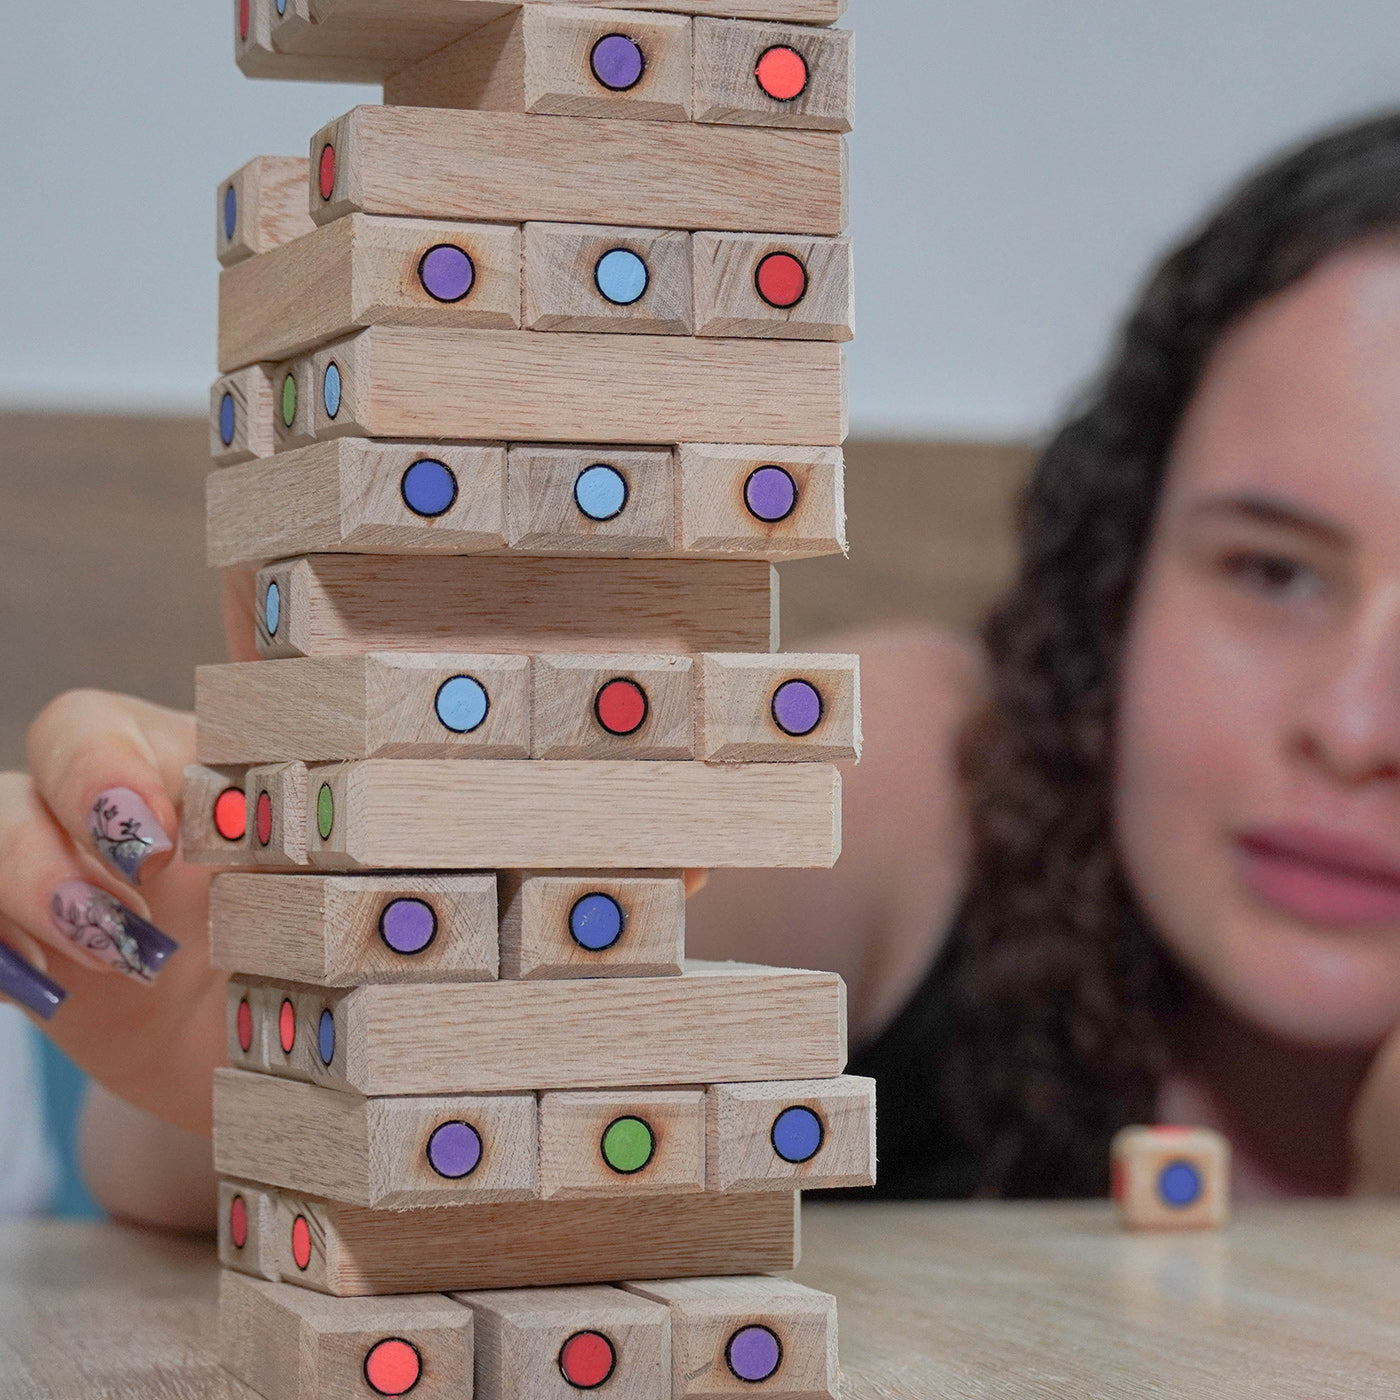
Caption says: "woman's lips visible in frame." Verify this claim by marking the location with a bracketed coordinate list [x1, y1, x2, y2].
[1235, 826, 1400, 927]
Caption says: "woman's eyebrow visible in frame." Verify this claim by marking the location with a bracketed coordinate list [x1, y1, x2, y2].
[1182, 493, 1354, 549]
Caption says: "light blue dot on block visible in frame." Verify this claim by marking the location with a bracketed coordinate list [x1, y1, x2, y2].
[771, 1105, 824, 1163]
[574, 464, 629, 522]
[317, 1009, 335, 1066]
[276, 0, 287, 13]
[264, 581, 281, 636]
[322, 362, 342, 419]
[223, 186, 237, 242]
[219, 392, 236, 446]
[569, 893, 625, 951]
[1158, 1159, 1203, 1207]
[435, 675, 490, 734]
[595, 248, 649, 306]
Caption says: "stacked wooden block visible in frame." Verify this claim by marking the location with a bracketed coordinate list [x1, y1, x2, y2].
[191, 1, 867, 1395]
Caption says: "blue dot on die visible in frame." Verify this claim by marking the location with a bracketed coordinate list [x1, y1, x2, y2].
[574, 464, 629, 522]
[317, 1008, 335, 1066]
[771, 1106, 824, 1164]
[435, 675, 490, 734]
[595, 248, 649, 306]
[219, 391, 236, 446]
[223, 185, 237, 242]
[401, 459, 458, 518]
[569, 893, 625, 951]
[322, 362, 342, 419]
[264, 581, 281, 636]
[1158, 1159, 1203, 1207]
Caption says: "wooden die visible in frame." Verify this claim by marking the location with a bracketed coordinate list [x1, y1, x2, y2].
[1111, 1125, 1230, 1230]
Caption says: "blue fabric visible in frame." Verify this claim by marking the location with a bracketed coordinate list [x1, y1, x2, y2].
[34, 1030, 101, 1219]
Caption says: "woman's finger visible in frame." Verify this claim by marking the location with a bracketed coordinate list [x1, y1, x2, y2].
[0, 913, 68, 1021]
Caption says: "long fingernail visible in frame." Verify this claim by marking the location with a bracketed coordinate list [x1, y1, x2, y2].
[0, 943, 66, 1020]
[50, 881, 180, 983]
[87, 788, 174, 885]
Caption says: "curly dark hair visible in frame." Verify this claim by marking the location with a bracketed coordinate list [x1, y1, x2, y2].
[947, 111, 1400, 1197]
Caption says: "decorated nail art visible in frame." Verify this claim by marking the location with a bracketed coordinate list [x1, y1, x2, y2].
[87, 788, 174, 884]
[50, 881, 179, 983]
[0, 943, 66, 1020]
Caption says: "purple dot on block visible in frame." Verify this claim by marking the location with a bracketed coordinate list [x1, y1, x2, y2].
[591, 33, 645, 91]
[727, 1326, 782, 1384]
[427, 1120, 483, 1179]
[744, 465, 798, 524]
[771, 679, 823, 737]
[379, 898, 437, 955]
[419, 244, 475, 303]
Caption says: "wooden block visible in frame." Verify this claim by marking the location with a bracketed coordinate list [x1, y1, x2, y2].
[311, 107, 846, 237]
[180, 763, 251, 866]
[218, 156, 315, 268]
[456, 1285, 669, 1399]
[244, 762, 311, 866]
[219, 1178, 282, 1280]
[235, 0, 367, 81]
[227, 976, 275, 1073]
[303, 760, 839, 870]
[506, 444, 675, 556]
[198, 654, 532, 763]
[252, 556, 776, 660]
[270, 357, 317, 452]
[536, 0, 843, 24]
[539, 1090, 705, 1200]
[219, 1270, 475, 1400]
[210, 364, 277, 466]
[277, 326, 845, 448]
[497, 870, 684, 979]
[1111, 1126, 1231, 1230]
[699, 653, 860, 762]
[676, 444, 845, 560]
[693, 19, 853, 132]
[532, 655, 695, 759]
[238, 979, 338, 1084]
[270, 1189, 798, 1295]
[210, 872, 498, 985]
[623, 1277, 837, 1398]
[218, 214, 521, 372]
[206, 439, 508, 569]
[523, 224, 692, 335]
[234, 962, 845, 1095]
[693, 233, 853, 341]
[706, 1076, 875, 1193]
[214, 1068, 538, 1209]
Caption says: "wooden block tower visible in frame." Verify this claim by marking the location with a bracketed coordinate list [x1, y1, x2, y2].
[192, 2, 867, 1394]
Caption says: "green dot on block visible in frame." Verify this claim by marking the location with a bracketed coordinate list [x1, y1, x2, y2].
[281, 373, 298, 428]
[601, 1116, 655, 1175]
[317, 784, 335, 840]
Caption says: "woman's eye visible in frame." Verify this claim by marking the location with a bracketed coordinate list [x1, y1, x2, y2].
[1218, 550, 1322, 598]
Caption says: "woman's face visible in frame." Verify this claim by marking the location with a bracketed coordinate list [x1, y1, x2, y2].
[1115, 242, 1400, 1048]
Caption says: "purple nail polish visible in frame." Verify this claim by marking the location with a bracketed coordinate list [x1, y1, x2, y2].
[50, 881, 180, 983]
[0, 943, 66, 1020]
[87, 788, 173, 884]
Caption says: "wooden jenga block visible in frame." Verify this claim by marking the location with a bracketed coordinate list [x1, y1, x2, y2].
[252, 556, 776, 659]
[219, 1177, 282, 1280]
[210, 364, 277, 466]
[180, 763, 250, 866]
[456, 1285, 670, 1399]
[311, 107, 846, 237]
[706, 1076, 875, 1193]
[206, 440, 509, 568]
[275, 326, 845, 447]
[218, 156, 315, 267]
[303, 760, 839, 870]
[539, 1090, 706, 1200]
[244, 762, 311, 866]
[531, 655, 696, 759]
[622, 1277, 838, 1399]
[270, 357, 317, 452]
[549, 0, 842, 18]
[505, 445, 675, 555]
[693, 234, 853, 341]
[231, 963, 845, 1096]
[214, 1068, 539, 1209]
[219, 214, 522, 371]
[692, 18, 853, 132]
[699, 653, 860, 761]
[497, 870, 684, 979]
[676, 444, 845, 559]
[210, 873, 499, 985]
[219, 1270, 475, 1400]
[523, 223, 692, 335]
[1111, 1126, 1230, 1231]
[227, 976, 276, 1072]
[235, 0, 367, 81]
[198, 654, 533, 763]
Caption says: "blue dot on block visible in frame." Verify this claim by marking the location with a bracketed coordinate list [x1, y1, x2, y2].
[317, 1008, 335, 1066]
[401, 459, 458, 518]
[264, 581, 281, 636]
[427, 1120, 483, 1179]
[223, 185, 237, 242]
[219, 391, 236, 446]
[574, 464, 629, 522]
[569, 893, 625, 951]
[435, 675, 490, 734]
[595, 248, 649, 306]
[322, 362, 342, 419]
[276, 0, 287, 13]
[1158, 1159, 1203, 1208]
[771, 1106, 824, 1164]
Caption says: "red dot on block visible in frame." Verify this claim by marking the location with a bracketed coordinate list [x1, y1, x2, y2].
[229, 1194, 249, 1249]
[559, 1331, 616, 1390]
[595, 679, 648, 736]
[319, 144, 337, 201]
[214, 786, 246, 841]
[279, 998, 296, 1054]
[756, 252, 808, 309]
[236, 997, 254, 1054]
[255, 790, 273, 847]
[755, 45, 808, 101]
[291, 1214, 312, 1271]
[363, 1338, 422, 1397]
[238, 0, 250, 42]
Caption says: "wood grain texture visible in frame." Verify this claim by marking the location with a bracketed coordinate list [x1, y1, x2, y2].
[531, 0, 842, 19]
[699, 652, 860, 761]
[312, 106, 846, 236]
[210, 872, 499, 985]
[214, 1068, 539, 1209]
[1111, 1126, 1231, 1231]
[531, 654, 695, 759]
[219, 1178, 282, 1280]
[181, 763, 250, 867]
[692, 233, 854, 341]
[244, 761, 311, 866]
[210, 364, 277, 466]
[304, 760, 840, 870]
[235, 0, 366, 81]
[252, 556, 777, 660]
[217, 156, 315, 267]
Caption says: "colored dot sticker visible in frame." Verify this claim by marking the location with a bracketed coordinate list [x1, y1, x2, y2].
[559, 1331, 617, 1390]
[238, 0, 250, 42]
[363, 1338, 422, 1398]
[772, 679, 823, 737]
[280, 373, 297, 428]
[255, 790, 273, 847]
[595, 248, 649, 306]
[264, 581, 281, 636]
[1158, 1159, 1203, 1208]
[218, 390, 237, 447]
[379, 898, 437, 955]
[229, 1193, 248, 1249]
[318, 144, 336, 202]
[574, 463, 629, 522]
[317, 784, 335, 841]
[322, 362, 342, 419]
[427, 1120, 483, 1180]
[419, 243, 475, 303]
[275, 0, 287, 14]
[278, 998, 296, 1055]
[291, 1214, 312, 1271]
[213, 786, 246, 842]
[755, 251, 808, 309]
[435, 674, 490, 734]
[601, 1116, 655, 1174]
[223, 185, 238, 242]
[569, 893, 625, 951]
[595, 678, 649, 736]
[727, 1326, 782, 1384]
[236, 997, 253, 1054]
[401, 458, 459, 518]
[744, 465, 798, 524]
[317, 1008, 336, 1067]
[590, 33, 645, 91]
[755, 45, 809, 101]
[771, 1105, 824, 1164]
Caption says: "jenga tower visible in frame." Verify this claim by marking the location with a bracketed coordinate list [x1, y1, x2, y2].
[188, 2, 867, 1395]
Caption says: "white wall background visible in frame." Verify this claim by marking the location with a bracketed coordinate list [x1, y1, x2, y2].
[1, 2, 1398, 437]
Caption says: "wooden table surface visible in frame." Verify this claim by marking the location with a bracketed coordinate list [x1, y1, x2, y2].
[3, 1201, 1400, 1398]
